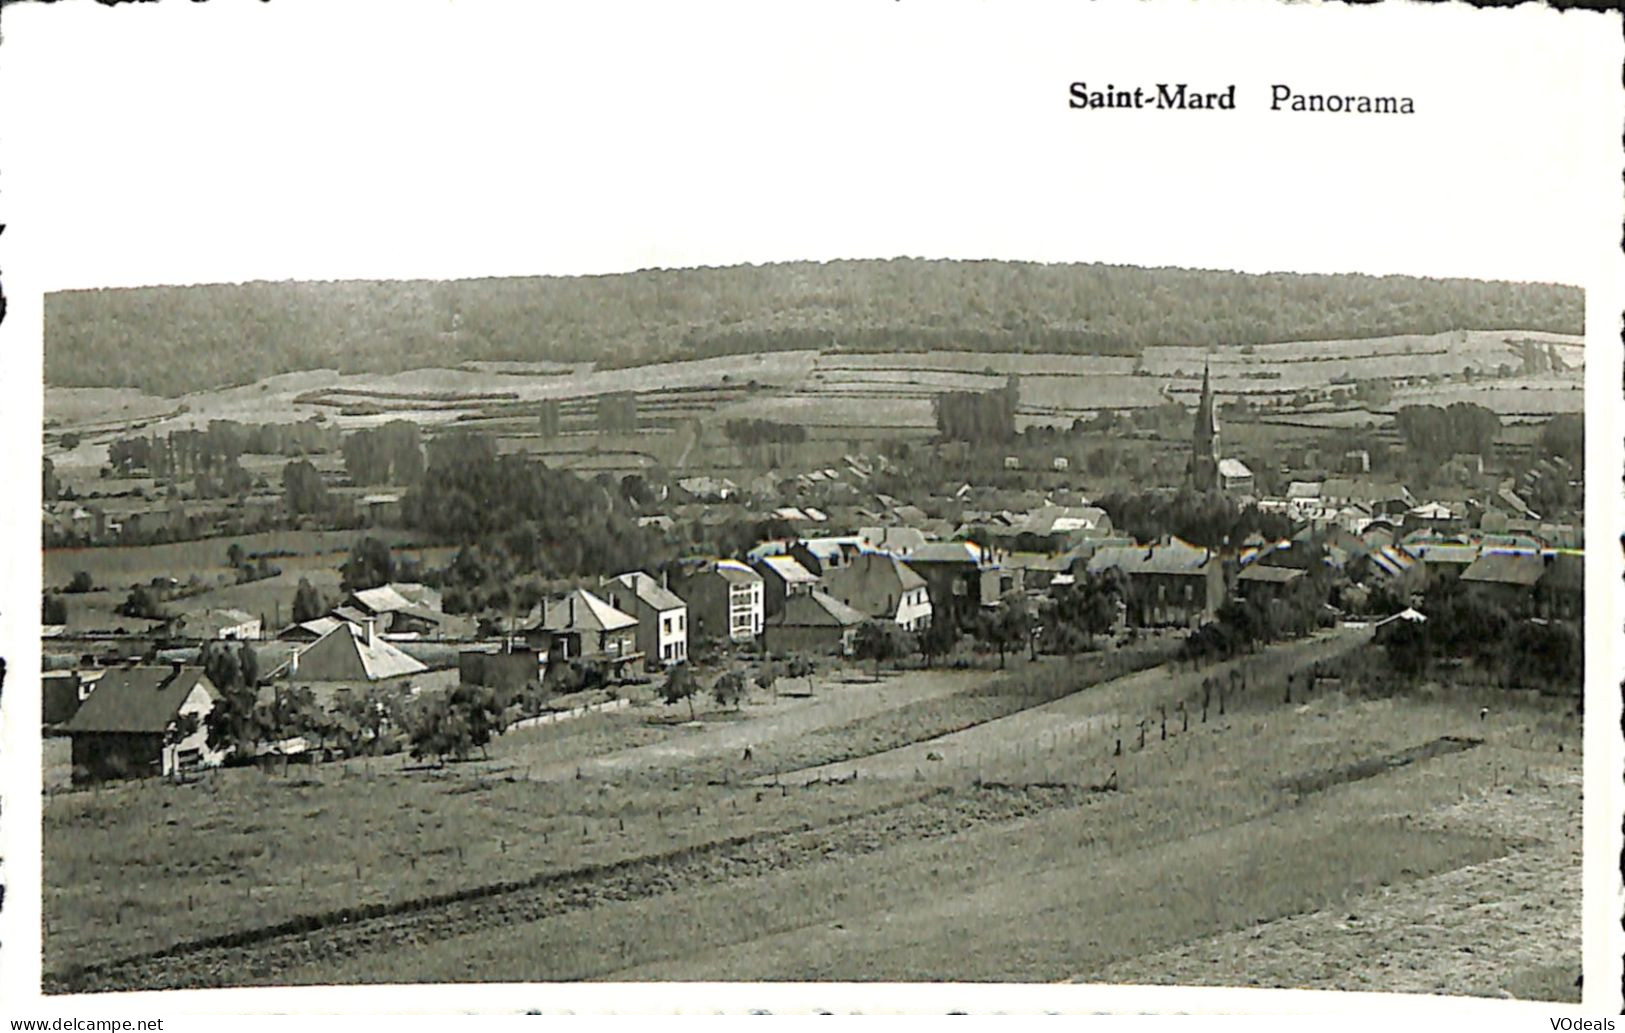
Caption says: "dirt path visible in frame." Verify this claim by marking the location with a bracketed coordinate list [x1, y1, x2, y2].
[509, 669, 992, 782]
[772, 626, 1371, 785]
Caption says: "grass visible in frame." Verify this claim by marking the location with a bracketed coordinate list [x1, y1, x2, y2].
[41, 632, 1581, 995]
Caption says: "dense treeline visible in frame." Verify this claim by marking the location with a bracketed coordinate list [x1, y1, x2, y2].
[935, 378, 1019, 443]
[723, 419, 808, 446]
[46, 260, 1583, 395]
[1392, 403, 1502, 462]
[401, 432, 669, 612]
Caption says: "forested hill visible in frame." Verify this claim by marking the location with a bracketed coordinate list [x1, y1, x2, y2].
[45, 260, 1583, 396]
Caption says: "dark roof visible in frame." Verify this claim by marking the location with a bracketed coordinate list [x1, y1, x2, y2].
[64, 666, 216, 734]
[769, 590, 868, 629]
[1461, 551, 1545, 587]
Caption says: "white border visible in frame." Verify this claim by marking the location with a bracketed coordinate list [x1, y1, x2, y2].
[1, 0, 1621, 1020]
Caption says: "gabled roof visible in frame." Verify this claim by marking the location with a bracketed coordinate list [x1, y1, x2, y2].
[349, 586, 415, 615]
[1086, 539, 1214, 577]
[303, 622, 429, 680]
[770, 589, 868, 629]
[821, 552, 928, 616]
[1409, 542, 1479, 565]
[908, 541, 988, 566]
[606, 571, 687, 612]
[64, 666, 216, 734]
[541, 589, 638, 634]
[1218, 458, 1253, 479]
[1460, 551, 1545, 587]
[1287, 481, 1324, 500]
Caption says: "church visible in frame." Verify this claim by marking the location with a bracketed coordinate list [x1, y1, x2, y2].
[1189, 362, 1254, 495]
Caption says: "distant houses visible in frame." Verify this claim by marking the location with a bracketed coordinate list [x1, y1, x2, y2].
[169, 607, 262, 641]
[62, 664, 224, 784]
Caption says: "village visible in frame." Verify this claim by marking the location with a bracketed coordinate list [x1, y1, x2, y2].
[34, 270, 1587, 996]
[41, 357, 1585, 786]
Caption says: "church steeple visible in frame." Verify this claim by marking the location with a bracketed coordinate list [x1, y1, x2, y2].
[1191, 360, 1220, 492]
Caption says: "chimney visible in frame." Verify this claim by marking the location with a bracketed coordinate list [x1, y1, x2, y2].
[290, 649, 299, 676]
[170, 659, 185, 680]
[364, 617, 376, 647]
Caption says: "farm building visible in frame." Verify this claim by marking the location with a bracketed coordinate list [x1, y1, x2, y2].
[750, 554, 820, 620]
[341, 584, 464, 639]
[1086, 539, 1226, 628]
[169, 607, 262, 641]
[763, 589, 868, 657]
[529, 589, 641, 674]
[601, 571, 689, 666]
[276, 620, 428, 684]
[820, 552, 933, 632]
[62, 664, 223, 784]
[672, 560, 764, 644]
[458, 643, 544, 695]
[1406, 540, 1479, 583]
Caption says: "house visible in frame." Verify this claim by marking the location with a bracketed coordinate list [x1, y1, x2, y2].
[342, 584, 460, 639]
[671, 560, 764, 643]
[1407, 541, 1480, 583]
[676, 476, 738, 502]
[601, 571, 689, 666]
[276, 619, 428, 683]
[750, 554, 821, 620]
[763, 589, 868, 657]
[1085, 539, 1226, 628]
[820, 552, 932, 632]
[1459, 550, 1546, 612]
[1217, 458, 1255, 494]
[62, 664, 223, 783]
[170, 607, 262, 641]
[905, 540, 1005, 626]
[1235, 563, 1306, 603]
[529, 589, 641, 672]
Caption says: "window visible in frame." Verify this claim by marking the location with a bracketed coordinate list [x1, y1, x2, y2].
[663, 617, 672, 634]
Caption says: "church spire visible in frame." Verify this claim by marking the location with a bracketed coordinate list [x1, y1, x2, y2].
[1191, 358, 1220, 491]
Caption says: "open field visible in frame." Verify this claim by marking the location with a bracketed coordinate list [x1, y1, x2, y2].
[46, 331, 1585, 473]
[42, 627, 1581, 999]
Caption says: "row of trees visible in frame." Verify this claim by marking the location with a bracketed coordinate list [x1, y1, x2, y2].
[1392, 402, 1502, 462]
[342, 421, 425, 486]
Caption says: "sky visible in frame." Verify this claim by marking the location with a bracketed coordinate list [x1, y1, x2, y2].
[1, 0, 1620, 292]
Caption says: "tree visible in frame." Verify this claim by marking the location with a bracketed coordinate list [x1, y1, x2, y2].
[118, 585, 168, 620]
[291, 578, 326, 624]
[226, 542, 245, 568]
[712, 670, 746, 710]
[979, 594, 1032, 669]
[43, 458, 59, 502]
[406, 693, 471, 766]
[785, 655, 817, 695]
[662, 664, 700, 721]
[918, 613, 958, 667]
[754, 662, 780, 700]
[42, 594, 67, 625]
[282, 459, 329, 516]
[66, 571, 94, 593]
[341, 536, 395, 593]
[854, 620, 914, 680]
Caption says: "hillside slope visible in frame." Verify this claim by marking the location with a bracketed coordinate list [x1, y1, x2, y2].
[45, 259, 1583, 396]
